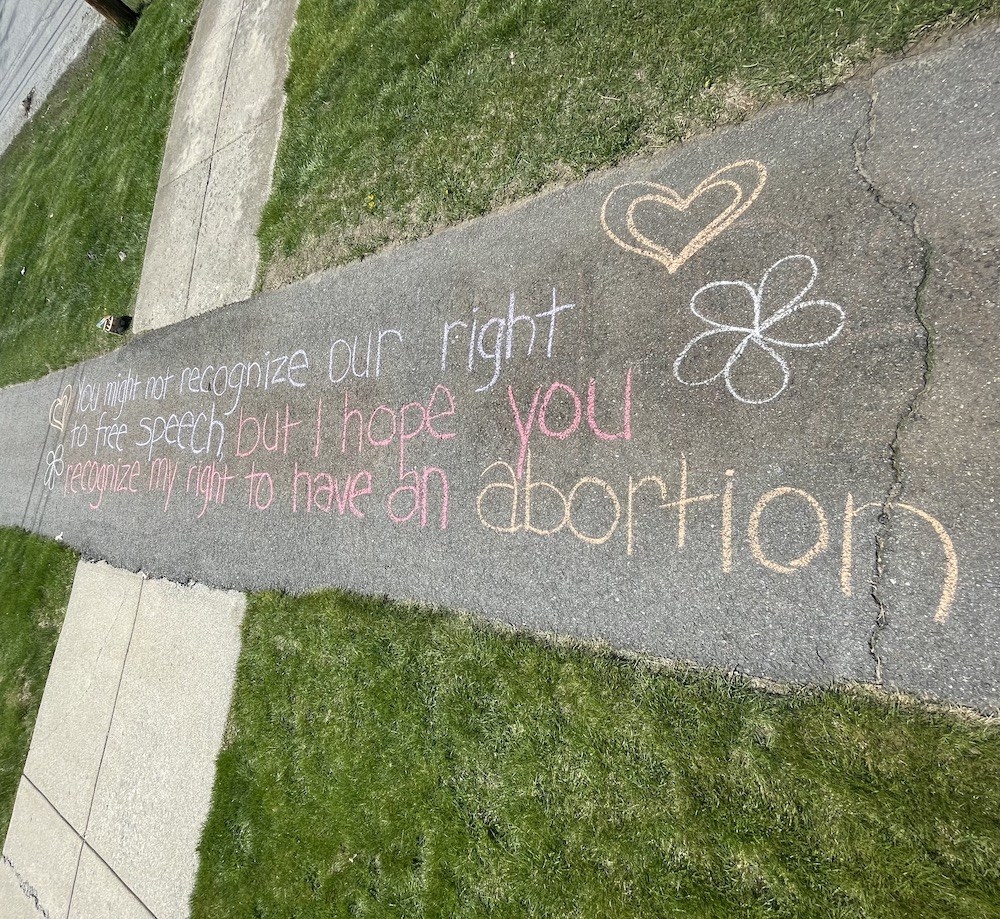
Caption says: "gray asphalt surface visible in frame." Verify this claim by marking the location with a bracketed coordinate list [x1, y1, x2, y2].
[0, 0, 101, 155]
[1, 23, 997, 710]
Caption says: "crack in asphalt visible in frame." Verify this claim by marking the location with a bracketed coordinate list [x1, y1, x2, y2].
[851, 76, 935, 684]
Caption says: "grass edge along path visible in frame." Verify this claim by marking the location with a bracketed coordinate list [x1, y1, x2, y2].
[0, 0, 201, 389]
[259, 0, 1000, 289]
[0, 529, 78, 840]
[192, 589, 1000, 918]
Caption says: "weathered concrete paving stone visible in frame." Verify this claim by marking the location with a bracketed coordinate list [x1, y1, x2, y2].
[0, 778, 81, 919]
[66, 844, 155, 919]
[860, 23, 1000, 710]
[214, 0, 297, 150]
[132, 160, 211, 333]
[23, 560, 142, 835]
[187, 114, 280, 317]
[83, 578, 244, 919]
[158, 7, 240, 186]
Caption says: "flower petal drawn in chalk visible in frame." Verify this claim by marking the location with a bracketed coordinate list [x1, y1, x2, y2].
[44, 444, 64, 490]
[673, 254, 846, 405]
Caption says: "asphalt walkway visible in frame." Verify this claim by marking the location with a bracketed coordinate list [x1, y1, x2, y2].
[2, 19, 995, 709]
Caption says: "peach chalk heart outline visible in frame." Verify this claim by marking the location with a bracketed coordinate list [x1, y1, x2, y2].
[601, 160, 768, 274]
[49, 384, 72, 432]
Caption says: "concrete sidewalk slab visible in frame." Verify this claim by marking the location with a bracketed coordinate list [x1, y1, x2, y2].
[1, 576, 244, 919]
[187, 113, 283, 313]
[133, 161, 212, 331]
[157, 10, 239, 186]
[216, 0, 298, 149]
[67, 845, 155, 919]
[134, 0, 299, 333]
[84, 579, 244, 919]
[23, 561, 141, 835]
[0, 777, 81, 919]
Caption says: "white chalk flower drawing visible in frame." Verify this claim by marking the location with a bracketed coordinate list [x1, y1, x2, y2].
[673, 254, 846, 405]
[44, 444, 64, 490]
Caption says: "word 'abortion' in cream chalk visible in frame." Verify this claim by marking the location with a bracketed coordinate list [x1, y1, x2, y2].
[477, 454, 957, 623]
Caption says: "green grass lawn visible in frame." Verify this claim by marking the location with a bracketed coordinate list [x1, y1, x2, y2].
[0, 0, 199, 388]
[0, 530, 78, 838]
[258, 0, 999, 288]
[192, 591, 1000, 918]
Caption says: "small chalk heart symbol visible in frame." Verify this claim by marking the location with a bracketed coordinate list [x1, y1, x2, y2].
[49, 385, 72, 432]
[601, 160, 768, 274]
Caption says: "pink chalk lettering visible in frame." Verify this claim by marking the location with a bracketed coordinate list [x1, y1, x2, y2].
[387, 466, 449, 529]
[587, 368, 632, 442]
[426, 385, 457, 440]
[538, 382, 581, 440]
[508, 385, 541, 479]
[337, 386, 459, 474]
[148, 457, 178, 512]
[508, 370, 635, 476]
[245, 462, 274, 511]
[366, 404, 396, 448]
[235, 405, 301, 458]
[292, 462, 371, 518]
[313, 398, 323, 458]
[186, 460, 233, 519]
[62, 458, 141, 511]
[398, 401, 427, 475]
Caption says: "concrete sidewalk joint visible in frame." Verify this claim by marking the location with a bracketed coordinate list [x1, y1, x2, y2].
[25, 774, 156, 919]
[1, 564, 246, 919]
